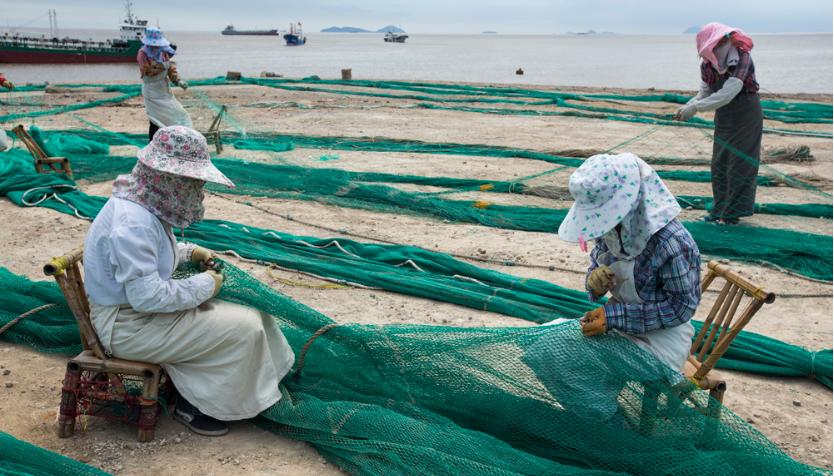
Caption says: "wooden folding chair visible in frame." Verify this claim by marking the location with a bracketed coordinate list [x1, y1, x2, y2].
[199, 105, 226, 154]
[636, 260, 776, 435]
[44, 247, 173, 442]
[12, 124, 73, 178]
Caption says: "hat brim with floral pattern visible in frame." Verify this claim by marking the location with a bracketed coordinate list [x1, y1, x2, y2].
[558, 154, 642, 242]
[138, 125, 234, 187]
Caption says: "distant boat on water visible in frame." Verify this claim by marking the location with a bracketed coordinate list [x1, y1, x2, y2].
[284, 22, 306, 45]
[0, 1, 173, 64]
[222, 25, 279, 36]
[383, 30, 408, 43]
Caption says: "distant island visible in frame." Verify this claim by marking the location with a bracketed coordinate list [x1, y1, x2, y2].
[683, 26, 702, 34]
[565, 30, 618, 35]
[378, 25, 405, 33]
[321, 26, 371, 33]
[321, 25, 406, 33]
[482, 31, 498, 34]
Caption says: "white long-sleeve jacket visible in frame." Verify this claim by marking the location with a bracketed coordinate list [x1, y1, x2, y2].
[687, 77, 744, 112]
[83, 197, 214, 313]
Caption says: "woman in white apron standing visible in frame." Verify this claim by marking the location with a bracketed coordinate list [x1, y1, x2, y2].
[83, 126, 295, 436]
[0, 73, 14, 152]
[526, 153, 701, 423]
[137, 27, 192, 141]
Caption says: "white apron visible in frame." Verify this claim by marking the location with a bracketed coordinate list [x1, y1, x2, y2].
[0, 129, 8, 152]
[141, 62, 193, 129]
[601, 251, 695, 373]
[90, 223, 294, 421]
[532, 255, 695, 422]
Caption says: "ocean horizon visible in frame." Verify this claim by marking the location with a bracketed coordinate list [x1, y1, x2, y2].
[2, 29, 832, 94]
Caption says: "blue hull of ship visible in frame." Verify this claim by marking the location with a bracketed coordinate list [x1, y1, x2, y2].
[284, 35, 306, 46]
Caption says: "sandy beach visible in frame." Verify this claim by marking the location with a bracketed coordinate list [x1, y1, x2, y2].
[0, 77, 831, 475]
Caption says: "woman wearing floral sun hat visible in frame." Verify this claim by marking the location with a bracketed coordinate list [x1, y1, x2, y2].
[83, 126, 295, 436]
[559, 153, 701, 363]
[674, 23, 762, 226]
[138, 27, 193, 141]
[523, 154, 702, 423]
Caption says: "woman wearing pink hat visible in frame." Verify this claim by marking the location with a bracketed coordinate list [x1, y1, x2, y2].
[138, 27, 193, 142]
[83, 126, 295, 436]
[675, 23, 762, 226]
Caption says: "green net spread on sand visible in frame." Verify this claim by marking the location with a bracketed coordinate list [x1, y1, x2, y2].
[0, 431, 113, 476]
[0, 263, 830, 476]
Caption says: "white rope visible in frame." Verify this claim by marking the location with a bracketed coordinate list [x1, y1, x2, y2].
[291, 239, 361, 258]
[217, 249, 380, 290]
[452, 275, 491, 287]
[394, 260, 426, 272]
[21, 185, 92, 221]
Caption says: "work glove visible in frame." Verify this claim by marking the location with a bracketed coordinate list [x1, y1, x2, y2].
[587, 265, 616, 295]
[191, 246, 218, 265]
[674, 103, 697, 121]
[580, 307, 607, 336]
[204, 269, 225, 298]
[1, 80, 14, 90]
[178, 80, 189, 91]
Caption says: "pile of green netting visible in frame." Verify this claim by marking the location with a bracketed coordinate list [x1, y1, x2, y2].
[0, 431, 113, 476]
[1, 262, 831, 476]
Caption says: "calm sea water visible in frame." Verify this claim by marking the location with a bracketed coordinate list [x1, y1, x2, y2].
[3, 29, 832, 94]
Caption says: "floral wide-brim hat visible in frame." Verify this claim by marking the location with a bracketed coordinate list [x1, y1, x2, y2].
[141, 27, 171, 47]
[137, 126, 234, 187]
[558, 154, 642, 242]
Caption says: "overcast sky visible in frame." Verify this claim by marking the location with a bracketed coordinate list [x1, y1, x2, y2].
[1, 0, 832, 34]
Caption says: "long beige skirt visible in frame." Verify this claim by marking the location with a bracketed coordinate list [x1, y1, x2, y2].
[89, 299, 294, 420]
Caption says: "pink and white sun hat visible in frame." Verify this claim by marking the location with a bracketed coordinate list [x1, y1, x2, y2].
[137, 126, 234, 187]
[696, 23, 754, 70]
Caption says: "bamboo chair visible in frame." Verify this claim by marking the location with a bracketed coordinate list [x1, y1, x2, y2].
[44, 247, 172, 442]
[636, 260, 776, 435]
[199, 105, 226, 154]
[12, 124, 73, 178]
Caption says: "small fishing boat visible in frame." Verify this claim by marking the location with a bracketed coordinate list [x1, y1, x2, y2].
[284, 22, 306, 45]
[383, 30, 408, 43]
[222, 25, 279, 36]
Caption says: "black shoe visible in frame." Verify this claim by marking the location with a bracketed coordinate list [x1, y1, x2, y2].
[173, 398, 229, 436]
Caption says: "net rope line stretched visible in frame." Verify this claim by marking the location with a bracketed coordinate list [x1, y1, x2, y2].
[3, 77, 832, 138]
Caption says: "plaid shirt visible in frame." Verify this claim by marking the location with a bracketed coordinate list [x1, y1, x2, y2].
[586, 219, 702, 335]
[701, 48, 759, 93]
